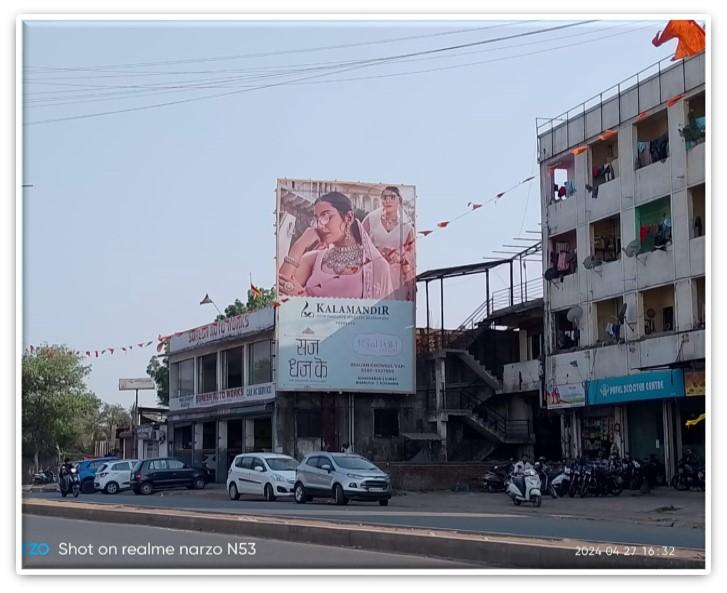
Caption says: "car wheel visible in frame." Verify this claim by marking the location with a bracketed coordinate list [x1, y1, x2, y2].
[80, 479, 95, 494]
[334, 484, 348, 506]
[264, 483, 276, 502]
[378, 498, 389, 507]
[294, 483, 308, 504]
[140, 482, 153, 496]
[194, 477, 206, 490]
[229, 483, 239, 501]
[105, 482, 119, 495]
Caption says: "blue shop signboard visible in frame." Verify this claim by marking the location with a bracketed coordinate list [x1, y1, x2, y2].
[587, 370, 685, 406]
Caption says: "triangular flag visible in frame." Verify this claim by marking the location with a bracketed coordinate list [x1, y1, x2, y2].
[200, 293, 213, 305]
[250, 283, 262, 299]
[496, 192, 505, 199]
[108, 348, 114, 355]
[521, 176, 535, 183]
[418, 230, 433, 236]
[570, 145, 588, 156]
[145, 341, 153, 347]
[138, 343, 144, 348]
[469, 203, 483, 210]
[86, 351, 91, 357]
[437, 221, 450, 228]
[95, 351, 99, 358]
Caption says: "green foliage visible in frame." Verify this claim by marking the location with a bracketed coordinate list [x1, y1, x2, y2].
[22, 345, 101, 465]
[146, 343, 169, 407]
[215, 286, 276, 321]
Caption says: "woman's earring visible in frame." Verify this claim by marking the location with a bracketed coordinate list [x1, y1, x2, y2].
[345, 224, 352, 242]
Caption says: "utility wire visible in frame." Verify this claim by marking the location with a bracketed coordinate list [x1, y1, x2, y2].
[25, 21, 594, 125]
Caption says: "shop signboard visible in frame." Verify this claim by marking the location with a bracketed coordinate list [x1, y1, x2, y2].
[587, 370, 685, 406]
[545, 382, 585, 409]
[169, 382, 275, 411]
[684, 370, 705, 396]
[168, 308, 274, 353]
[275, 178, 416, 394]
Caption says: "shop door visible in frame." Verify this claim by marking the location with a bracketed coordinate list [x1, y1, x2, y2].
[227, 419, 243, 471]
[253, 417, 272, 451]
[628, 401, 665, 464]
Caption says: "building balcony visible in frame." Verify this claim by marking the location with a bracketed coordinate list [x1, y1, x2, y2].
[690, 235, 705, 276]
[585, 178, 621, 222]
[589, 343, 629, 379]
[547, 271, 581, 310]
[635, 244, 675, 289]
[501, 359, 541, 394]
[687, 141, 706, 187]
[546, 194, 579, 236]
[588, 258, 625, 301]
[635, 158, 672, 205]
[636, 329, 705, 369]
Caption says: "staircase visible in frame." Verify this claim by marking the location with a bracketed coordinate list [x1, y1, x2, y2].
[447, 349, 501, 390]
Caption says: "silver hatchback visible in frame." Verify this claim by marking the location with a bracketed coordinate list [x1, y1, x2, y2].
[294, 452, 392, 506]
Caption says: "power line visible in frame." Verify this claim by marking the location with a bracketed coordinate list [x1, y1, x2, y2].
[24, 21, 595, 125]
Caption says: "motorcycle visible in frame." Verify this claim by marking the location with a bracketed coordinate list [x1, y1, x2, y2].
[550, 462, 572, 497]
[59, 466, 80, 498]
[32, 468, 56, 485]
[672, 450, 704, 491]
[482, 462, 511, 493]
[534, 460, 559, 499]
[505, 467, 542, 507]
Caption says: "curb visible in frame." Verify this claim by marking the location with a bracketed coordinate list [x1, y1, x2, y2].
[23, 499, 705, 569]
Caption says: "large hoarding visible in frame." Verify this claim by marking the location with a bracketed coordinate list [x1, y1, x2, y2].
[276, 179, 416, 393]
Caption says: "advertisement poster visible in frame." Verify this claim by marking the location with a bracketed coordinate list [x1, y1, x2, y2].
[545, 382, 585, 409]
[276, 179, 416, 393]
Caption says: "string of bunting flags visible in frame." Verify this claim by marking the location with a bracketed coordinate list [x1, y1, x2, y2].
[26, 173, 537, 354]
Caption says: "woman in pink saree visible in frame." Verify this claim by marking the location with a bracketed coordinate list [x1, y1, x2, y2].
[278, 192, 393, 299]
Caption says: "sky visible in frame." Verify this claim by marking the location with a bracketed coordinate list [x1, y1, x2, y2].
[22, 18, 672, 407]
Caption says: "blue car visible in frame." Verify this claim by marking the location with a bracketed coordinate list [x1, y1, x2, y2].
[74, 457, 119, 494]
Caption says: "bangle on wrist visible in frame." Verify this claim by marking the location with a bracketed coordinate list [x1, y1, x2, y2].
[284, 255, 300, 268]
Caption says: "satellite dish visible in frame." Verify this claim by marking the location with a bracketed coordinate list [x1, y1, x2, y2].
[566, 305, 583, 326]
[646, 308, 656, 319]
[582, 255, 603, 270]
[617, 303, 628, 323]
[622, 239, 641, 258]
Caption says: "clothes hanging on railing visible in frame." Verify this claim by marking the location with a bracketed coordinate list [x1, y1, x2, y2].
[637, 142, 653, 168]
[564, 180, 576, 197]
[649, 133, 669, 162]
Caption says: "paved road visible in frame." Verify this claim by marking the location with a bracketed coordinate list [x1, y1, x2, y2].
[22, 515, 473, 569]
[24, 490, 705, 550]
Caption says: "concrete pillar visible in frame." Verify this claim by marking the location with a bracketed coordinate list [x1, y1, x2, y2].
[194, 423, 204, 451]
[244, 418, 255, 451]
[434, 354, 448, 461]
[663, 400, 676, 482]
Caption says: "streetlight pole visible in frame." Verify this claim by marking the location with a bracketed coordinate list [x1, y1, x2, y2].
[133, 389, 139, 459]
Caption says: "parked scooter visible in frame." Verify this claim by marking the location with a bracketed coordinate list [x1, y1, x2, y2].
[32, 468, 56, 485]
[672, 449, 704, 491]
[550, 462, 572, 497]
[482, 461, 512, 493]
[534, 459, 559, 499]
[505, 467, 542, 507]
[58, 466, 80, 498]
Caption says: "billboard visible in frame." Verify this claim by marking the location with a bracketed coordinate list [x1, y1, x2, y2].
[276, 179, 416, 393]
[545, 383, 585, 409]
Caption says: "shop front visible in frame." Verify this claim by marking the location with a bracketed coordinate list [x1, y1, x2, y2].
[544, 382, 585, 459]
[587, 369, 685, 480]
[677, 369, 706, 463]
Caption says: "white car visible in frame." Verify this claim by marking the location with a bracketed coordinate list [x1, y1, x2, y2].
[94, 459, 138, 494]
[226, 453, 298, 501]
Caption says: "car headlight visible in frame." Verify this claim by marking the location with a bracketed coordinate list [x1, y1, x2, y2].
[347, 473, 365, 479]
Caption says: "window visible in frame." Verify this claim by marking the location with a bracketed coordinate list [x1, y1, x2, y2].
[589, 135, 619, 193]
[167, 459, 184, 470]
[689, 184, 706, 238]
[251, 458, 266, 472]
[111, 462, 129, 471]
[239, 457, 254, 470]
[529, 333, 542, 360]
[267, 457, 299, 471]
[175, 359, 194, 397]
[590, 215, 621, 263]
[374, 409, 399, 437]
[693, 277, 705, 328]
[681, 92, 706, 149]
[635, 110, 669, 169]
[223, 346, 244, 389]
[547, 229, 577, 278]
[248, 340, 272, 384]
[197, 353, 217, 394]
[174, 425, 193, 450]
[317, 456, 332, 468]
[547, 154, 575, 204]
[640, 284, 676, 335]
[636, 196, 672, 253]
[305, 456, 320, 468]
[594, 296, 625, 344]
[553, 309, 580, 352]
[149, 459, 168, 471]
[296, 411, 321, 438]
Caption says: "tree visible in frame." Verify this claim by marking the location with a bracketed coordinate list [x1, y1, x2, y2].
[146, 346, 169, 407]
[95, 403, 132, 443]
[22, 345, 100, 470]
[216, 286, 276, 320]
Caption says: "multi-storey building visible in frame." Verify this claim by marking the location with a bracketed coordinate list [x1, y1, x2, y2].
[538, 53, 706, 479]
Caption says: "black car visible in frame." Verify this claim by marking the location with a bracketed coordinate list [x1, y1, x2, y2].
[130, 457, 207, 495]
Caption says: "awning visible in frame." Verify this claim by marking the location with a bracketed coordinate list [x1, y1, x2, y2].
[402, 432, 443, 441]
[167, 402, 274, 422]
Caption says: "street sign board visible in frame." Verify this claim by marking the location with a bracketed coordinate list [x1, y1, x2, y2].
[119, 378, 156, 391]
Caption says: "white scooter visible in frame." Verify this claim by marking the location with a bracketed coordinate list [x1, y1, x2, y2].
[505, 468, 542, 507]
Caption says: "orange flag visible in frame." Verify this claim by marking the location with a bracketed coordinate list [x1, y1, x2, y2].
[652, 20, 705, 61]
[437, 221, 450, 228]
[570, 145, 588, 156]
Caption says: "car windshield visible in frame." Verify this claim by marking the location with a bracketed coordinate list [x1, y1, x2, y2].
[333, 456, 378, 471]
[97, 464, 108, 473]
[266, 458, 298, 471]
